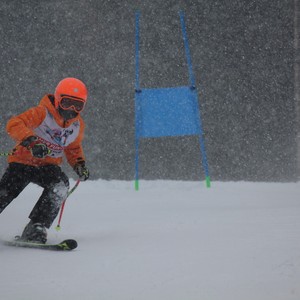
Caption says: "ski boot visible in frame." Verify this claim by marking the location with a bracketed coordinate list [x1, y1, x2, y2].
[20, 220, 47, 244]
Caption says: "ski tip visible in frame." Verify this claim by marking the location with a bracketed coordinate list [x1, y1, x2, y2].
[61, 239, 78, 250]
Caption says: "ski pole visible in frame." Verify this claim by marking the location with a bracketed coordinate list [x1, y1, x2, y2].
[0, 150, 21, 156]
[0, 152, 13, 156]
[55, 179, 81, 231]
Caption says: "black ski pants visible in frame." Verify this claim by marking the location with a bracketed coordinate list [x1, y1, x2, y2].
[0, 163, 69, 228]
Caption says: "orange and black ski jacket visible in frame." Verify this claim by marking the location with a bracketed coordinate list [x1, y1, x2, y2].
[6, 94, 85, 168]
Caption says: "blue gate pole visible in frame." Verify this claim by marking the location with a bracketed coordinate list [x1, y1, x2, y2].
[194, 91, 211, 188]
[179, 11, 196, 88]
[134, 11, 141, 190]
[179, 11, 211, 187]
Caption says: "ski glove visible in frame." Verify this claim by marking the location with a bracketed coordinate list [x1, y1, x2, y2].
[74, 161, 89, 181]
[21, 136, 50, 159]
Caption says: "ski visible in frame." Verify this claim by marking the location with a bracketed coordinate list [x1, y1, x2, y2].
[4, 238, 77, 251]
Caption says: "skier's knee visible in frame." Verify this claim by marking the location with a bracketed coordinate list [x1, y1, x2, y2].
[52, 181, 69, 201]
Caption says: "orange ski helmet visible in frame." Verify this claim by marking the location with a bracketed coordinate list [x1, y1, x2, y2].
[54, 78, 88, 111]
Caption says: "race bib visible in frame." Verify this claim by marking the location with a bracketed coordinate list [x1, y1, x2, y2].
[34, 110, 80, 158]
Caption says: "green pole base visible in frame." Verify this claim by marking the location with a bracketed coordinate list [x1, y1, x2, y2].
[135, 180, 139, 191]
[205, 176, 211, 188]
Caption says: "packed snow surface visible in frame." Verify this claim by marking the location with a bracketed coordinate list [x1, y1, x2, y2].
[0, 180, 299, 300]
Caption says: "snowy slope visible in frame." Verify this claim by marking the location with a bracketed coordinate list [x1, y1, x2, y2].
[0, 180, 299, 300]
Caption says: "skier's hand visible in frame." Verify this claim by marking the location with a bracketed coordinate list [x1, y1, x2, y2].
[21, 136, 50, 158]
[74, 160, 89, 181]
[31, 143, 50, 158]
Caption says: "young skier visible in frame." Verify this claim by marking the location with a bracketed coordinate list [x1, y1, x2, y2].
[0, 77, 89, 244]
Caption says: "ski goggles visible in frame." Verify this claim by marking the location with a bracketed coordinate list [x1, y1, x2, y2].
[59, 96, 86, 113]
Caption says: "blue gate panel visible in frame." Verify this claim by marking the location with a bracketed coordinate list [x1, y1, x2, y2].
[136, 86, 201, 138]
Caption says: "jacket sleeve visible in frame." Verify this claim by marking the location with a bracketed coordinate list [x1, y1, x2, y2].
[64, 118, 86, 168]
[6, 106, 46, 143]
